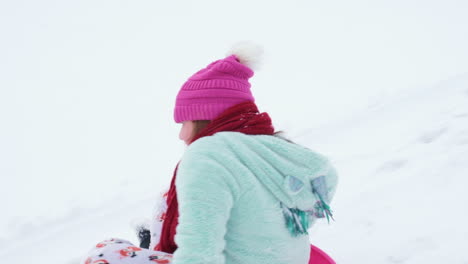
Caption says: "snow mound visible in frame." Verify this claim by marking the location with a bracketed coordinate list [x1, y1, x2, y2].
[305, 73, 468, 263]
[2, 74, 468, 264]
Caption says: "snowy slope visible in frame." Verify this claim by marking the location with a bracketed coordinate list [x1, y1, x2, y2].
[1, 75, 467, 264]
[305, 74, 468, 263]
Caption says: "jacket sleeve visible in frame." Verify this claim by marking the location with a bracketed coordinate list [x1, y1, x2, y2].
[171, 149, 235, 264]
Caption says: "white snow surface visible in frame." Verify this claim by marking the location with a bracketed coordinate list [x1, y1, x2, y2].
[305, 74, 468, 263]
[1, 74, 468, 263]
[2, 1, 468, 263]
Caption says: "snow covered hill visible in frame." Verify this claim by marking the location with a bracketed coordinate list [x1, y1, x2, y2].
[305, 73, 468, 263]
[1, 74, 467, 263]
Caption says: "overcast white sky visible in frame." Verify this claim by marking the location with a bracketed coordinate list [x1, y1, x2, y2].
[0, 0, 467, 240]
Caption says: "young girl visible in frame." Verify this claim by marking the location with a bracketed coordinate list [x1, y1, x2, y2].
[82, 45, 338, 264]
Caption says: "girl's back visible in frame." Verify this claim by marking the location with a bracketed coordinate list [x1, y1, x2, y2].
[173, 132, 337, 264]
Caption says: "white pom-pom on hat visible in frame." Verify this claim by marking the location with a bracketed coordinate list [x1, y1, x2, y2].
[226, 41, 264, 71]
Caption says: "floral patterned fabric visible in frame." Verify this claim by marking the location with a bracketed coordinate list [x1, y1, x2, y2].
[83, 238, 172, 264]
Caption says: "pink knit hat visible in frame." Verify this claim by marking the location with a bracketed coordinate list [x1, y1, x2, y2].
[174, 52, 257, 123]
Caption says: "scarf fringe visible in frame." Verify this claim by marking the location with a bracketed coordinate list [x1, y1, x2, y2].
[314, 193, 334, 223]
[281, 203, 310, 237]
[280, 193, 334, 237]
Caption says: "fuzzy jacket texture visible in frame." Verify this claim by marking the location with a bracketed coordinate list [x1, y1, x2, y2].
[172, 131, 338, 264]
[158, 101, 274, 253]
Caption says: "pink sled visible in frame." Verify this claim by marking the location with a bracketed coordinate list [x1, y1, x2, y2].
[309, 245, 335, 264]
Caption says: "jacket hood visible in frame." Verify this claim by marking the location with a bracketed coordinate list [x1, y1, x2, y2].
[192, 132, 338, 233]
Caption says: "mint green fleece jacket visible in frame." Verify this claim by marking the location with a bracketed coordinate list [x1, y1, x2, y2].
[172, 132, 338, 264]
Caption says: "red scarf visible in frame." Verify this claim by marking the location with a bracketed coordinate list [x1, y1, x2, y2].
[155, 101, 275, 253]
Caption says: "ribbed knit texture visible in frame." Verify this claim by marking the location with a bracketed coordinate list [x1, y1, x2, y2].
[174, 55, 255, 123]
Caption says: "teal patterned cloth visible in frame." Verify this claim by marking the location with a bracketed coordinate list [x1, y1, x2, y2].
[173, 132, 338, 264]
